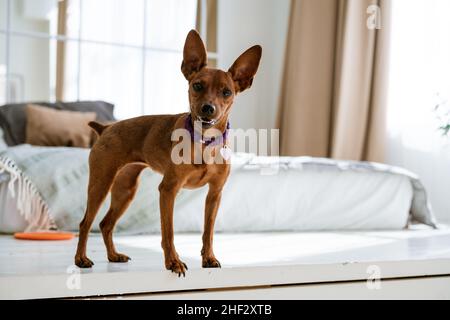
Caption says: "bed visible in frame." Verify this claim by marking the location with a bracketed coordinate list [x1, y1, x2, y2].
[0, 145, 438, 234]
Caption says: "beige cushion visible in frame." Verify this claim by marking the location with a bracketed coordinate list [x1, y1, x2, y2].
[25, 104, 96, 148]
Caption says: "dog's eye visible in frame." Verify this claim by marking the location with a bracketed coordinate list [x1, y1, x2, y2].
[192, 82, 203, 92]
[223, 88, 232, 97]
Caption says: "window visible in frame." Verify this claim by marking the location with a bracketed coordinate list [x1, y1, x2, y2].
[0, 0, 217, 119]
[386, 0, 450, 222]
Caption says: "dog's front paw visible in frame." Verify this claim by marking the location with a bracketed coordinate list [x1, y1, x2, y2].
[108, 253, 131, 263]
[202, 257, 221, 268]
[75, 255, 94, 268]
[166, 259, 188, 277]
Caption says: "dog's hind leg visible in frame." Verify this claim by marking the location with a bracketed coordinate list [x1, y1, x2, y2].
[100, 163, 147, 263]
[75, 158, 120, 268]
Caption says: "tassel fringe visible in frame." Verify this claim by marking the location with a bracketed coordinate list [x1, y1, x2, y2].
[0, 155, 56, 232]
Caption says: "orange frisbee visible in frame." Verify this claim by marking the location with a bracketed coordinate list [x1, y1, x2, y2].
[14, 231, 75, 241]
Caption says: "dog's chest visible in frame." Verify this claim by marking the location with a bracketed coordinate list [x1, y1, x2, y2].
[183, 164, 226, 189]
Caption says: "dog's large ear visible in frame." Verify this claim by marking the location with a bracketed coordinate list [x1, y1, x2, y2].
[228, 45, 262, 93]
[181, 30, 207, 81]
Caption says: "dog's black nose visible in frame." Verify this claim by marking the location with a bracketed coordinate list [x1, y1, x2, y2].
[201, 104, 215, 116]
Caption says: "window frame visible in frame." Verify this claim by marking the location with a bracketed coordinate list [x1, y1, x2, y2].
[0, 0, 217, 116]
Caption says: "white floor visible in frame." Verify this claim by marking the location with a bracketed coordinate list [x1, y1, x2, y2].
[1, 225, 450, 299]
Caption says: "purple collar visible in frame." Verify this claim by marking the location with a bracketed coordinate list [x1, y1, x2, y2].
[185, 114, 230, 146]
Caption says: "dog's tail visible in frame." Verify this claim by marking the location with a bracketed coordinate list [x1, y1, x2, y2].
[88, 121, 109, 136]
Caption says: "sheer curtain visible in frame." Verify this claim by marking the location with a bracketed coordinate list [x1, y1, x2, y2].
[386, 0, 450, 223]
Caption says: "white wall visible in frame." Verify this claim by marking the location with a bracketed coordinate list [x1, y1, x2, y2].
[217, 0, 290, 131]
[385, 0, 450, 224]
[0, 0, 8, 104]
[0, 0, 52, 103]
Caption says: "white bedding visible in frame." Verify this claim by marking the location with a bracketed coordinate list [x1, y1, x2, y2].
[183, 164, 414, 231]
[0, 147, 436, 233]
[0, 166, 413, 232]
[0, 177, 27, 233]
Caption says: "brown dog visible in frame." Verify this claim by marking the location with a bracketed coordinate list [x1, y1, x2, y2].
[74, 30, 261, 276]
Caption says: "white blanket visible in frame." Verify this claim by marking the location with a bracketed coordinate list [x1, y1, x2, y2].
[172, 155, 435, 232]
